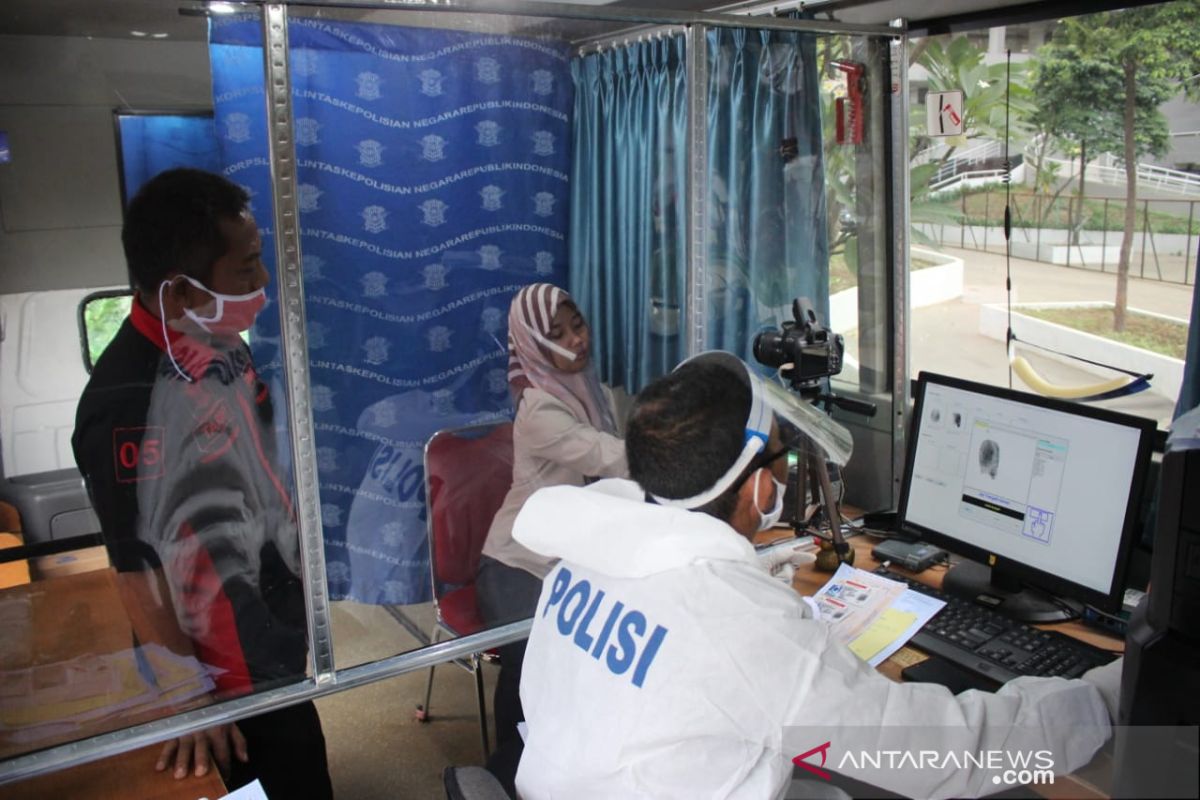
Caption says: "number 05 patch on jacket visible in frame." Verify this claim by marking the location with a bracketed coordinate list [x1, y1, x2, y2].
[112, 426, 165, 483]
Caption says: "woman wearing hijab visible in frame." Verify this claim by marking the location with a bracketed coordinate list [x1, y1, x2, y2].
[477, 282, 627, 793]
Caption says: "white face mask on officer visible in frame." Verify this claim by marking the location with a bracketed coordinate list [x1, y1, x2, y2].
[752, 468, 787, 532]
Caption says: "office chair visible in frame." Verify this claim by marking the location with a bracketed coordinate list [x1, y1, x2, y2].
[416, 420, 514, 758]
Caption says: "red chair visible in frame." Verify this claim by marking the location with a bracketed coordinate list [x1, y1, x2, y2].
[415, 421, 514, 758]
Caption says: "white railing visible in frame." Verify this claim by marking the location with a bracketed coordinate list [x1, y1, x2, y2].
[1023, 140, 1200, 197]
[929, 166, 1017, 195]
[913, 138, 1003, 169]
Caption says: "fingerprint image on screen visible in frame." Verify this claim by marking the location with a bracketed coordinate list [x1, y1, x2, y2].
[979, 439, 1000, 479]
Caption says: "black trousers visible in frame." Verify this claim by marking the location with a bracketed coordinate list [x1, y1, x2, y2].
[475, 556, 544, 798]
[227, 700, 333, 799]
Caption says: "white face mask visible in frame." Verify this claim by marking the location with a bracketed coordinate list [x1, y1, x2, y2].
[753, 468, 788, 532]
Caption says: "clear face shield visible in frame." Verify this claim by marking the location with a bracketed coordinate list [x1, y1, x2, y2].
[648, 351, 853, 510]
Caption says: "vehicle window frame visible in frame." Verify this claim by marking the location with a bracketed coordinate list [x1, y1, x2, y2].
[77, 288, 134, 374]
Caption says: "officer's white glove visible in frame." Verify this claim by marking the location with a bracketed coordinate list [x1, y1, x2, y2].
[757, 541, 816, 584]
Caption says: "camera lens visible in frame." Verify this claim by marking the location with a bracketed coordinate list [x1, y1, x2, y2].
[752, 330, 787, 368]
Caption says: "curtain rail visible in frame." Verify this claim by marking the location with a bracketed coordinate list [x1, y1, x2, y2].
[272, 0, 902, 36]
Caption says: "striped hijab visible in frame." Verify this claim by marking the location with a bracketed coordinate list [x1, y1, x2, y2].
[507, 283, 617, 434]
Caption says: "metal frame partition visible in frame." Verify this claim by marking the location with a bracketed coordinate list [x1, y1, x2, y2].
[0, 1, 903, 784]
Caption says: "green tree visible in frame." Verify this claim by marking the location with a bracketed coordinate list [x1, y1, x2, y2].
[914, 36, 1034, 170]
[1038, 3, 1200, 331]
[908, 36, 1034, 248]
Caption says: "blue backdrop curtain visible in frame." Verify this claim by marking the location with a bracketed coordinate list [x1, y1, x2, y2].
[1175, 237, 1200, 417]
[569, 35, 688, 394]
[704, 25, 827, 363]
[209, 17, 572, 604]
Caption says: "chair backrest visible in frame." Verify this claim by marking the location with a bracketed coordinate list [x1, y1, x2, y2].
[424, 421, 514, 594]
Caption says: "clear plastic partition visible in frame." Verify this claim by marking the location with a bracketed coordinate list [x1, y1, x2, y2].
[271, 5, 694, 668]
[0, 1, 315, 762]
[0, 0, 903, 787]
[700, 25, 898, 510]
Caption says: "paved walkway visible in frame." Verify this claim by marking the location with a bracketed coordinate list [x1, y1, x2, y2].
[847, 246, 1195, 428]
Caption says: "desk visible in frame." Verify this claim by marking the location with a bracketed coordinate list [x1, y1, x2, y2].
[785, 535, 1125, 680]
[0, 566, 226, 799]
[784, 534, 1121, 799]
[1, 743, 226, 800]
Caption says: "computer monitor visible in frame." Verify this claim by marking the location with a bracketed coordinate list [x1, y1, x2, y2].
[898, 372, 1155, 623]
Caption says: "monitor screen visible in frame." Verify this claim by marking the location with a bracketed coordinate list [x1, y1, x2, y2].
[899, 372, 1155, 613]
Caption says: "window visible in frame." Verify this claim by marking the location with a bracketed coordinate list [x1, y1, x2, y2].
[79, 290, 133, 372]
[908, 6, 1199, 430]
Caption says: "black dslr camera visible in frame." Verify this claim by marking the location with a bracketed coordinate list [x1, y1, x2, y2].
[752, 298, 844, 393]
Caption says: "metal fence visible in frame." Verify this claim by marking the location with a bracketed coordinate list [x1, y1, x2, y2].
[914, 192, 1200, 286]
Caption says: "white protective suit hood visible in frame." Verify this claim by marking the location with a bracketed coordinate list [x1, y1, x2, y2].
[514, 478, 757, 579]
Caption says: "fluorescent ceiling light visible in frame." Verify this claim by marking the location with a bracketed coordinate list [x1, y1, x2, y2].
[208, 2, 238, 14]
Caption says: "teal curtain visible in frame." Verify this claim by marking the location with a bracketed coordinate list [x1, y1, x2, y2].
[570, 36, 688, 394]
[705, 26, 828, 362]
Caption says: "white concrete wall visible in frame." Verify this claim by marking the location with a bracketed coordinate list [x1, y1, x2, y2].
[978, 301, 1184, 400]
[830, 248, 964, 333]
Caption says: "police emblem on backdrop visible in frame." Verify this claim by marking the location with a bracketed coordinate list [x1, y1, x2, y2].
[381, 521, 404, 547]
[432, 388, 456, 415]
[361, 271, 388, 298]
[307, 321, 328, 350]
[481, 306, 503, 335]
[224, 113, 251, 144]
[291, 48, 321, 77]
[475, 57, 501, 84]
[480, 185, 504, 211]
[476, 120, 501, 147]
[419, 199, 448, 227]
[317, 447, 339, 473]
[311, 385, 336, 413]
[486, 367, 507, 394]
[321, 503, 343, 527]
[478, 244, 502, 270]
[297, 183, 322, 213]
[362, 205, 388, 234]
[362, 335, 391, 366]
[295, 117, 321, 147]
[427, 325, 453, 353]
[530, 69, 554, 96]
[535, 251, 555, 275]
[304, 255, 326, 282]
[533, 192, 556, 218]
[420, 135, 447, 162]
[532, 130, 555, 156]
[356, 139, 384, 168]
[325, 560, 350, 583]
[370, 400, 397, 428]
[418, 68, 444, 97]
[422, 263, 448, 291]
[356, 71, 383, 101]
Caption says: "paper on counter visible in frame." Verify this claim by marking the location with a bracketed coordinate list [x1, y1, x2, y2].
[812, 563, 945, 667]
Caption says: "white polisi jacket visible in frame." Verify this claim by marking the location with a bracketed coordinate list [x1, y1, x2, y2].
[512, 479, 1113, 800]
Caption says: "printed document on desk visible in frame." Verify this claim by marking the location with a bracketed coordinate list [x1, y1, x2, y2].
[812, 564, 945, 667]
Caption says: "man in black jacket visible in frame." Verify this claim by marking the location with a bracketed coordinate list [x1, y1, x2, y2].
[73, 168, 332, 797]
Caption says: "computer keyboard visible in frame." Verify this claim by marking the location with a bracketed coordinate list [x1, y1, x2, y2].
[873, 567, 1118, 686]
